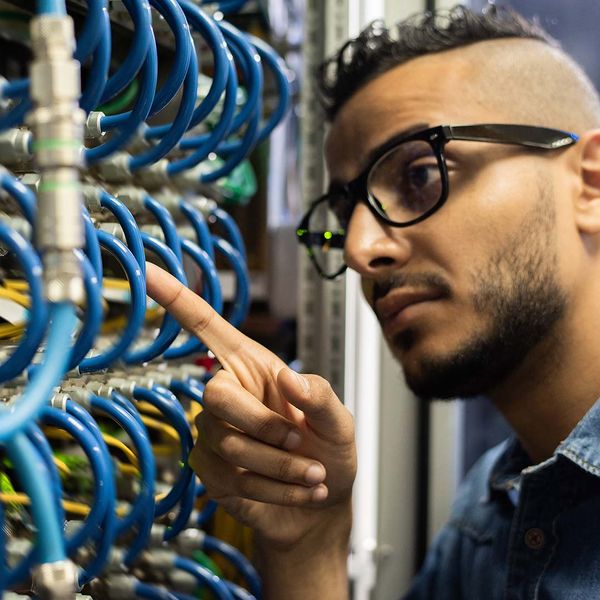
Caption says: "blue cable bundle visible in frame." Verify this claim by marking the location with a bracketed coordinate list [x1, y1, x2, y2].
[0, 0, 291, 596]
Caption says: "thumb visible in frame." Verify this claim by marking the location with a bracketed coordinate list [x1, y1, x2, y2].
[276, 368, 354, 442]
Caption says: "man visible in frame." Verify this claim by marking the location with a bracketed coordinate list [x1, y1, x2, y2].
[146, 4, 600, 598]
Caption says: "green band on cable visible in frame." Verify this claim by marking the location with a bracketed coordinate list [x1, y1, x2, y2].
[31, 139, 82, 152]
[38, 181, 82, 193]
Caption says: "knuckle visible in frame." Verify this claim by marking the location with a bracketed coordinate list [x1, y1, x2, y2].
[281, 486, 299, 506]
[217, 431, 242, 460]
[276, 454, 294, 481]
[253, 415, 278, 442]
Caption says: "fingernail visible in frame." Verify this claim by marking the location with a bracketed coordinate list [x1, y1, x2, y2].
[312, 485, 328, 502]
[305, 464, 326, 485]
[292, 370, 310, 393]
[284, 430, 302, 450]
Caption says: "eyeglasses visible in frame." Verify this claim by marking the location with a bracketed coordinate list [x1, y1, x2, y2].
[297, 123, 578, 279]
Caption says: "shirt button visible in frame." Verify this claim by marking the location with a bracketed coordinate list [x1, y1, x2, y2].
[524, 528, 545, 550]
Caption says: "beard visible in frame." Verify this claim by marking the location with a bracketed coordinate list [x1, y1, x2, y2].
[385, 181, 568, 401]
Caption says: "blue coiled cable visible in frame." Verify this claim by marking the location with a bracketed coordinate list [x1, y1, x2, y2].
[79, 231, 146, 372]
[0, 224, 48, 383]
[1, 172, 36, 224]
[174, 556, 234, 600]
[144, 194, 185, 263]
[134, 582, 178, 600]
[68, 250, 103, 369]
[100, 190, 146, 277]
[90, 394, 156, 566]
[213, 235, 249, 328]
[170, 379, 204, 406]
[132, 386, 193, 517]
[101, 0, 152, 102]
[63, 399, 118, 585]
[203, 535, 262, 599]
[0, 302, 75, 441]
[210, 206, 247, 262]
[79, 5, 112, 113]
[179, 199, 215, 261]
[87, 27, 158, 163]
[163, 239, 222, 359]
[248, 35, 292, 145]
[4, 432, 65, 577]
[168, 54, 238, 174]
[177, 0, 229, 127]
[122, 234, 184, 364]
[82, 205, 103, 280]
[75, 0, 107, 63]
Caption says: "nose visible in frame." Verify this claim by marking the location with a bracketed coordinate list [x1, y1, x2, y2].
[344, 202, 412, 278]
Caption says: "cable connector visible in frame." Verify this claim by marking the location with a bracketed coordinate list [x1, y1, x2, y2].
[134, 159, 169, 189]
[105, 377, 136, 397]
[96, 152, 132, 183]
[84, 111, 105, 143]
[174, 528, 206, 556]
[31, 559, 78, 600]
[113, 185, 145, 213]
[0, 129, 33, 165]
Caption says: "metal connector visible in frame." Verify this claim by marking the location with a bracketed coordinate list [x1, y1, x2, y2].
[28, 13, 85, 303]
[0, 129, 33, 165]
[31, 559, 78, 600]
[96, 152, 132, 183]
[134, 159, 169, 189]
[84, 111, 105, 143]
[174, 528, 206, 555]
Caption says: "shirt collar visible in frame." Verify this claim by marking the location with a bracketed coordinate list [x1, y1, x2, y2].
[488, 395, 600, 502]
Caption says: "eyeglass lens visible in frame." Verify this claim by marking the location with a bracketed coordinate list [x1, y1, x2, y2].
[367, 139, 442, 222]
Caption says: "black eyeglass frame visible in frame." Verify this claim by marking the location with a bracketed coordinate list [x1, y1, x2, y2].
[297, 123, 579, 279]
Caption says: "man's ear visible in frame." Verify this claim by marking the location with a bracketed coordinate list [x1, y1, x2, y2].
[574, 129, 600, 234]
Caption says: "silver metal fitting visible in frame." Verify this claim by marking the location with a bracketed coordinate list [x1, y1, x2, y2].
[104, 574, 137, 599]
[96, 152, 132, 183]
[85, 380, 116, 399]
[0, 129, 33, 165]
[153, 190, 181, 214]
[43, 249, 85, 303]
[149, 523, 167, 547]
[140, 549, 176, 570]
[81, 183, 102, 213]
[126, 123, 151, 154]
[19, 172, 40, 193]
[84, 111, 105, 143]
[97, 222, 126, 243]
[49, 392, 70, 412]
[140, 224, 164, 241]
[174, 528, 206, 555]
[106, 377, 135, 397]
[114, 186, 145, 213]
[190, 195, 218, 216]
[134, 159, 169, 189]
[61, 386, 92, 410]
[31, 559, 78, 599]
[173, 164, 203, 190]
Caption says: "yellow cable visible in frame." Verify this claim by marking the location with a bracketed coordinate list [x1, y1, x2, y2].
[3, 280, 28, 292]
[136, 401, 162, 417]
[152, 444, 179, 457]
[53, 456, 71, 477]
[101, 433, 139, 468]
[114, 459, 140, 478]
[140, 415, 179, 444]
[43, 426, 139, 469]
[0, 287, 30, 308]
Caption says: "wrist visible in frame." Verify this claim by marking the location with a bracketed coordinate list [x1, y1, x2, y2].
[254, 499, 352, 599]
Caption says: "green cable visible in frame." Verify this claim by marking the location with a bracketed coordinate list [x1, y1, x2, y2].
[97, 79, 140, 115]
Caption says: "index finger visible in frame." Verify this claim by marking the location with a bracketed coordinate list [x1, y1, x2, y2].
[145, 262, 248, 365]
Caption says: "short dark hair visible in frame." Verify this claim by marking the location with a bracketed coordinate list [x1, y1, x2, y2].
[316, 4, 558, 121]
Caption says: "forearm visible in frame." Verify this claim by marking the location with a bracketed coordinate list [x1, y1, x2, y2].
[255, 501, 352, 599]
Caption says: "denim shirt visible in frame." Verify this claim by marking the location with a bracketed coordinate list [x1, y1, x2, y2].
[403, 397, 600, 600]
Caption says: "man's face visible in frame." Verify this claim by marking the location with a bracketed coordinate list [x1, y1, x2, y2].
[325, 46, 580, 400]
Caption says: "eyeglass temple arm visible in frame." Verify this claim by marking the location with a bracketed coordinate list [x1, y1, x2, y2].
[444, 124, 578, 149]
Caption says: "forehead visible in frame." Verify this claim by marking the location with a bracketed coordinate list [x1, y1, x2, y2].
[324, 47, 507, 181]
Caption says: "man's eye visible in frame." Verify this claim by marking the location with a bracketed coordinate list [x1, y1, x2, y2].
[405, 162, 439, 190]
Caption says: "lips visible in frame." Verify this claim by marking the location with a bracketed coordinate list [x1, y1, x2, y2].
[375, 288, 444, 330]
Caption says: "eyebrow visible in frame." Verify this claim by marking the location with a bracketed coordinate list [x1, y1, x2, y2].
[327, 121, 430, 192]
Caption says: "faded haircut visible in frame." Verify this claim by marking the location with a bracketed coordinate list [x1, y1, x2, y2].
[316, 5, 562, 121]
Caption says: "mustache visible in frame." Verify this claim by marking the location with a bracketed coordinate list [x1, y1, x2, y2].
[372, 272, 452, 305]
